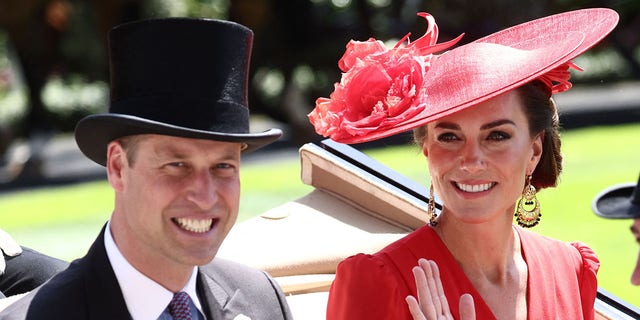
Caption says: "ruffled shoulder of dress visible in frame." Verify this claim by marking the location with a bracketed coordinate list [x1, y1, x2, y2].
[338, 252, 386, 269]
[569, 241, 600, 276]
[517, 227, 599, 272]
[332, 252, 406, 298]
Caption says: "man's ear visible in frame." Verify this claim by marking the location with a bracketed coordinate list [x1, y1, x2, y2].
[106, 141, 126, 192]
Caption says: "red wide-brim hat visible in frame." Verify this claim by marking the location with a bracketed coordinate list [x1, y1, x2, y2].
[308, 8, 619, 144]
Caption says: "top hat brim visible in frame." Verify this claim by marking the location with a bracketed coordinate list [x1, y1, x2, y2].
[592, 182, 640, 219]
[75, 114, 282, 166]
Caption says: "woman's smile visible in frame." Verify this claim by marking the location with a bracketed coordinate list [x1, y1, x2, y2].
[454, 182, 496, 193]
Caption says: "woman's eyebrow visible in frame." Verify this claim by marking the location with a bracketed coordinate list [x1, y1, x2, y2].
[480, 119, 516, 130]
[434, 122, 459, 130]
[434, 119, 516, 130]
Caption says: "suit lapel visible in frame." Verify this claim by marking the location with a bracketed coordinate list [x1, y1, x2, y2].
[84, 225, 132, 319]
[197, 271, 225, 319]
[82, 226, 255, 319]
[86, 225, 254, 320]
[197, 270, 252, 320]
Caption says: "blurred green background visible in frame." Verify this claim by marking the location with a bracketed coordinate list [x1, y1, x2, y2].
[0, 0, 639, 311]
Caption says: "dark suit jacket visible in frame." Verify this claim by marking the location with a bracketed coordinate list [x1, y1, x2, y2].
[0, 225, 292, 320]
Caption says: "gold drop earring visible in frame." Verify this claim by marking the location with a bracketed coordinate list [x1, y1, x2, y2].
[514, 174, 541, 228]
[428, 184, 438, 227]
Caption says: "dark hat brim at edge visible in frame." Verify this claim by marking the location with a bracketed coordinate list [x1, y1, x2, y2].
[75, 114, 282, 166]
[592, 182, 640, 219]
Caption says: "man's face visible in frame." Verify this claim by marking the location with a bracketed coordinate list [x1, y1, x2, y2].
[107, 134, 242, 273]
[631, 218, 640, 286]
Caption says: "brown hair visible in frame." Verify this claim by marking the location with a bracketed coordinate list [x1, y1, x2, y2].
[518, 81, 562, 189]
[413, 80, 562, 189]
[116, 135, 144, 166]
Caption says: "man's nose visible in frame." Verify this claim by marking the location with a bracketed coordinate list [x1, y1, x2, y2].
[186, 170, 218, 209]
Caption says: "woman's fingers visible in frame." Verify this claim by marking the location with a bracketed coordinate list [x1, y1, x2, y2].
[412, 262, 438, 318]
[459, 293, 476, 320]
[413, 259, 454, 319]
[406, 295, 427, 320]
[409, 259, 474, 320]
[425, 259, 451, 316]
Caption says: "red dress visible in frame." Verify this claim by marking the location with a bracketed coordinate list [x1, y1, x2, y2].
[326, 225, 599, 319]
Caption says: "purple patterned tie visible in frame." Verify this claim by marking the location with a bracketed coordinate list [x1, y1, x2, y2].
[168, 291, 193, 320]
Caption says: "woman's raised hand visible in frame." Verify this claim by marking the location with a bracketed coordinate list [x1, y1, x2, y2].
[406, 259, 476, 320]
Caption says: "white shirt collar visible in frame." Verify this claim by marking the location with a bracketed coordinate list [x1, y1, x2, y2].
[104, 220, 205, 319]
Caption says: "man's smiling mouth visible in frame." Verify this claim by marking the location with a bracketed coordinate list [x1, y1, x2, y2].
[173, 218, 215, 233]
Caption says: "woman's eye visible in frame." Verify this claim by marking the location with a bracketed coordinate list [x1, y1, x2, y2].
[488, 131, 511, 141]
[437, 132, 459, 142]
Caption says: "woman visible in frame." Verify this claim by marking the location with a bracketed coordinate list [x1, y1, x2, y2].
[308, 8, 619, 320]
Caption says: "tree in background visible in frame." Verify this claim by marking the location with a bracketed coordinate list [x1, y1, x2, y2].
[0, 0, 637, 182]
[229, 0, 639, 145]
[0, 0, 145, 182]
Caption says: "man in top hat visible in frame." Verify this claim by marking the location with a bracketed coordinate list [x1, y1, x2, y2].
[593, 173, 640, 286]
[0, 17, 292, 319]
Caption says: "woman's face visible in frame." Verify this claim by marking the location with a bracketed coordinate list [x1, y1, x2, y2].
[423, 90, 542, 224]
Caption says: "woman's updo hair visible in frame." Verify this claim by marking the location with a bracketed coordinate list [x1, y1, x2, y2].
[413, 80, 563, 189]
[518, 80, 563, 189]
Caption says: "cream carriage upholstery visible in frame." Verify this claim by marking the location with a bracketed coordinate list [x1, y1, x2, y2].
[217, 140, 431, 318]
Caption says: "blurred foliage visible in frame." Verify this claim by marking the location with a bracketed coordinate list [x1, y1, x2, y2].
[0, 0, 638, 148]
[0, 0, 638, 306]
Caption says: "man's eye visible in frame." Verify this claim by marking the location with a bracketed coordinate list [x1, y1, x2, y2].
[215, 163, 239, 171]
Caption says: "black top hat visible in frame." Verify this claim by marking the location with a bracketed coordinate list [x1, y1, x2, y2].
[592, 173, 640, 219]
[75, 17, 282, 166]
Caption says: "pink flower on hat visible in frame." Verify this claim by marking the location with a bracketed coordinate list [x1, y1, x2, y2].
[538, 61, 582, 94]
[308, 13, 462, 141]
